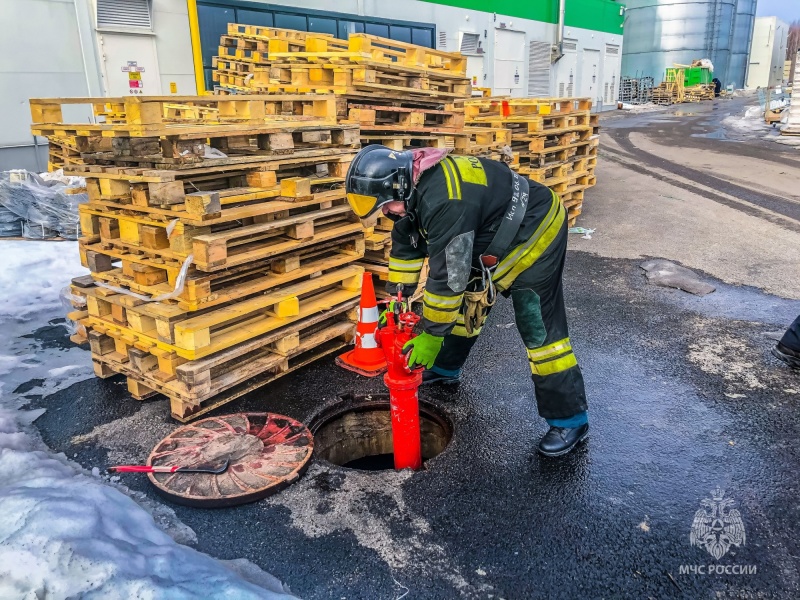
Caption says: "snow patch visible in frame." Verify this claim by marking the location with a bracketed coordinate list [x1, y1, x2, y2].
[47, 364, 83, 377]
[721, 113, 771, 134]
[0, 240, 294, 598]
[0, 241, 88, 319]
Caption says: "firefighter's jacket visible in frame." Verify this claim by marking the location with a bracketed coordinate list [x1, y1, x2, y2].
[388, 155, 564, 337]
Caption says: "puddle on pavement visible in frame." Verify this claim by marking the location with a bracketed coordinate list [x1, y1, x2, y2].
[693, 130, 728, 140]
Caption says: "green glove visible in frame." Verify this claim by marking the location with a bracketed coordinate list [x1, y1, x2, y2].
[379, 300, 396, 326]
[379, 299, 410, 326]
[403, 332, 444, 369]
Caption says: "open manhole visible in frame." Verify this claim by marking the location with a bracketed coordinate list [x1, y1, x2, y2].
[309, 394, 452, 471]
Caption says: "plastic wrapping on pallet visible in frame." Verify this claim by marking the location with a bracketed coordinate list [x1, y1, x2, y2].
[0, 169, 87, 239]
[59, 285, 87, 335]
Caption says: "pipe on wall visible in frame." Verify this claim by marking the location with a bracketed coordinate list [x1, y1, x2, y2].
[187, 0, 206, 94]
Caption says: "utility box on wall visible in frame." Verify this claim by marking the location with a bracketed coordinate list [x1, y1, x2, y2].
[494, 28, 526, 97]
[99, 33, 162, 96]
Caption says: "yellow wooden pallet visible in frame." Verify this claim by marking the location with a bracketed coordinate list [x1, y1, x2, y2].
[79, 264, 362, 361]
[80, 234, 364, 311]
[88, 297, 358, 421]
[517, 139, 598, 169]
[344, 103, 465, 132]
[73, 124, 358, 168]
[358, 132, 469, 152]
[517, 156, 596, 183]
[80, 198, 355, 269]
[78, 253, 363, 343]
[463, 97, 592, 118]
[30, 94, 338, 129]
[72, 150, 354, 215]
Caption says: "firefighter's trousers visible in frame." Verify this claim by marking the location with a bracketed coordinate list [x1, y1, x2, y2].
[781, 315, 800, 351]
[431, 215, 588, 420]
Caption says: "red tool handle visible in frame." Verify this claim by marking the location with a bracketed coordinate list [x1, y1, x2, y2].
[108, 465, 178, 473]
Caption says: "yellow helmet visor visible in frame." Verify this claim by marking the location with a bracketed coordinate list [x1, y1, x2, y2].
[347, 193, 379, 218]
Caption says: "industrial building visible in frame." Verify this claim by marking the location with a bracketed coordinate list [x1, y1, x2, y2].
[746, 16, 789, 89]
[0, 0, 624, 171]
[621, 0, 757, 88]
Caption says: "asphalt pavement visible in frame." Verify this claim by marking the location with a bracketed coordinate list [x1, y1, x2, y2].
[26, 99, 800, 599]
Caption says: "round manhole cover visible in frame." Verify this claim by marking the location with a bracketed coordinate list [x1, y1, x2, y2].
[147, 413, 313, 507]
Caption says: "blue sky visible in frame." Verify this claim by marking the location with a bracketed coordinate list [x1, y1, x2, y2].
[756, 0, 799, 24]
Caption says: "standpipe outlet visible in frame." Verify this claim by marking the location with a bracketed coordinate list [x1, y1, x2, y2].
[375, 299, 423, 470]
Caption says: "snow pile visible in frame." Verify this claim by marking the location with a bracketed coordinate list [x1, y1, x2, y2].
[0, 240, 295, 599]
[721, 106, 772, 134]
[0, 240, 87, 319]
[618, 102, 664, 112]
[0, 406, 294, 599]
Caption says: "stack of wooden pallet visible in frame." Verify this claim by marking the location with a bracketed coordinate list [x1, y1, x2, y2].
[212, 25, 469, 297]
[652, 70, 686, 105]
[463, 97, 598, 226]
[684, 84, 715, 102]
[31, 95, 366, 421]
[213, 25, 471, 150]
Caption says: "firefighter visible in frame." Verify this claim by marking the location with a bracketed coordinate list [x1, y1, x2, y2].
[345, 145, 588, 457]
[773, 316, 800, 369]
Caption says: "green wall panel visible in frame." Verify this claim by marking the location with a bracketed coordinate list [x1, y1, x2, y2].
[420, 0, 557, 24]
[565, 0, 624, 35]
[419, 0, 624, 34]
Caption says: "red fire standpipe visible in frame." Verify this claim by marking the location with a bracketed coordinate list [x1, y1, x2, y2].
[375, 299, 423, 470]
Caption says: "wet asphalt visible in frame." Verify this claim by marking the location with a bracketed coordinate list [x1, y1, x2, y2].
[27, 102, 800, 599]
[602, 97, 800, 227]
[29, 251, 800, 599]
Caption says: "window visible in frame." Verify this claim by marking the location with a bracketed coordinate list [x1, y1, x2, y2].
[97, 0, 151, 29]
[309, 18, 337, 35]
[197, 5, 234, 69]
[196, 1, 437, 87]
[413, 28, 434, 48]
[365, 23, 390, 37]
[390, 26, 412, 44]
[274, 13, 307, 30]
[237, 10, 273, 28]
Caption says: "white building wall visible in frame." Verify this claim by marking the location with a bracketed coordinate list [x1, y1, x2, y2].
[0, 0, 94, 170]
[0, 0, 196, 171]
[747, 17, 789, 89]
[151, 0, 196, 96]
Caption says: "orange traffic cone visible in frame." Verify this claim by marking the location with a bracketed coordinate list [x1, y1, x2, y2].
[336, 272, 387, 377]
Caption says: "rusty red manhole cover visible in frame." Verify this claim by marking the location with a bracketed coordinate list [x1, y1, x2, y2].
[146, 413, 313, 507]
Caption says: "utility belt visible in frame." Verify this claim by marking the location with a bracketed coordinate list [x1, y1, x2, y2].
[463, 169, 529, 334]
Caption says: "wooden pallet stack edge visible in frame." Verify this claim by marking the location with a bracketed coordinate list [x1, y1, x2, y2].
[38, 93, 371, 420]
[462, 96, 599, 226]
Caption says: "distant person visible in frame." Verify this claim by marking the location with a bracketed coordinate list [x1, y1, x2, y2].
[773, 316, 800, 369]
[712, 78, 722, 97]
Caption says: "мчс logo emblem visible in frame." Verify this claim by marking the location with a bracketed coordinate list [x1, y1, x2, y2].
[690, 487, 746, 560]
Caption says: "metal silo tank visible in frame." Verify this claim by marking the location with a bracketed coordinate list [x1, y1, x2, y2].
[728, 0, 757, 89]
[621, 0, 737, 85]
